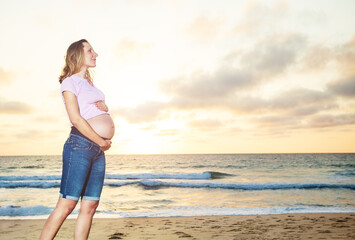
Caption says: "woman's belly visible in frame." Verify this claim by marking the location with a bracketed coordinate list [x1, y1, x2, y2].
[87, 114, 115, 140]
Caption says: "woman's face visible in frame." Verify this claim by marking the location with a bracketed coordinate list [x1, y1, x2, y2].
[82, 42, 98, 68]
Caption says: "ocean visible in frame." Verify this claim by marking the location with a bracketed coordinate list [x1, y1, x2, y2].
[0, 153, 354, 219]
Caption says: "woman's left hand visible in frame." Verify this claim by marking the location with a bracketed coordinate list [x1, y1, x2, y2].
[95, 101, 109, 112]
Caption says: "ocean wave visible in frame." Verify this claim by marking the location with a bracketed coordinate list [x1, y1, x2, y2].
[96, 206, 355, 218]
[135, 180, 355, 190]
[1, 179, 354, 190]
[0, 205, 53, 216]
[330, 164, 355, 168]
[105, 171, 232, 180]
[0, 181, 60, 188]
[0, 171, 232, 182]
[333, 171, 355, 177]
[1, 205, 354, 219]
[0, 175, 61, 181]
[105, 180, 355, 191]
[22, 165, 45, 169]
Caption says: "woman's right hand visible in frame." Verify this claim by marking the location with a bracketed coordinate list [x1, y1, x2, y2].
[100, 139, 112, 151]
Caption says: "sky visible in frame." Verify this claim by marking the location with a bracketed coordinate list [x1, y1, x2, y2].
[0, 0, 354, 155]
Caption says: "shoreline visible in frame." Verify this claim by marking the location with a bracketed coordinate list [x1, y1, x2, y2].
[1, 210, 355, 220]
[1, 213, 354, 239]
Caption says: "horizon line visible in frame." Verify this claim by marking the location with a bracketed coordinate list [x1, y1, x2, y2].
[1, 152, 354, 157]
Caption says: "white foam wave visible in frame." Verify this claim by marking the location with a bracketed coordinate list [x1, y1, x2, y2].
[99, 206, 355, 218]
[138, 180, 355, 190]
[0, 171, 215, 182]
[0, 175, 61, 181]
[1, 205, 354, 219]
[0, 205, 53, 216]
[1, 179, 354, 190]
[105, 172, 212, 180]
[0, 181, 60, 188]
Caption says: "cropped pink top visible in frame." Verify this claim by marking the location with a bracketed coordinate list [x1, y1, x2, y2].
[60, 75, 108, 126]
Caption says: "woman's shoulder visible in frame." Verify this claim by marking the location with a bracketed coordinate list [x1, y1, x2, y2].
[62, 75, 78, 83]
[61, 75, 83, 94]
[62, 75, 87, 87]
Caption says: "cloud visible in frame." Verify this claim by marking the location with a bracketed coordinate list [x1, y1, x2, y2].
[225, 88, 334, 116]
[116, 32, 333, 124]
[115, 38, 154, 60]
[300, 35, 355, 75]
[117, 84, 334, 129]
[31, 115, 62, 123]
[140, 124, 157, 131]
[113, 31, 355, 134]
[307, 114, 355, 128]
[299, 34, 355, 76]
[239, 33, 306, 77]
[328, 75, 355, 98]
[251, 115, 302, 130]
[325, 36, 355, 98]
[111, 16, 354, 132]
[300, 45, 334, 71]
[185, 14, 223, 42]
[112, 101, 167, 123]
[154, 129, 180, 136]
[159, 69, 252, 100]
[160, 33, 306, 102]
[232, 19, 260, 37]
[232, 0, 288, 37]
[15, 129, 45, 139]
[187, 119, 223, 131]
[0, 67, 14, 85]
[336, 36, 355, 75]
[0, 98, 34, 114]
[157, 33, 310, 115]
[250, 112, 355, 134]
[267, 88, 333, 114]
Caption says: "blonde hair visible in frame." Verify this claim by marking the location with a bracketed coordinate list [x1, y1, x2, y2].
[59, 39, 93, 84]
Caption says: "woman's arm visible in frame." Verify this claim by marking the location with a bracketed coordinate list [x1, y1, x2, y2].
[62, 91, 111, 151]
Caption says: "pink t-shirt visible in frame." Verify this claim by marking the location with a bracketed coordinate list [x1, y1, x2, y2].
[60, 75, 108, 126]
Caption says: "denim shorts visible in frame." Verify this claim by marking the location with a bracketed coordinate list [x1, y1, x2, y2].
[59, 134, 105, 201]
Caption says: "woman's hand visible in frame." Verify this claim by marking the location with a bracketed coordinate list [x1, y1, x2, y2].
[100, 139, 112, 151]
[95, 101, 108, 112]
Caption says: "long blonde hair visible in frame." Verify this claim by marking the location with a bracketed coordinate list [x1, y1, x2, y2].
[59, 39, 93, 84]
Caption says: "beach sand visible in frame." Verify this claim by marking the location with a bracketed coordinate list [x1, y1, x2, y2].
[0, 213, 354, 239]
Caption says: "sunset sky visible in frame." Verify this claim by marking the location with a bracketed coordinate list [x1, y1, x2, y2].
[0, 0, 354, 155]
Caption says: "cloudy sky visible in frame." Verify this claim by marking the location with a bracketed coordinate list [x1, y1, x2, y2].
[0, 0, 354, 155]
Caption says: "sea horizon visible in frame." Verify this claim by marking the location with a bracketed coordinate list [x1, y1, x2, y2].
[1, 152, 355, 157]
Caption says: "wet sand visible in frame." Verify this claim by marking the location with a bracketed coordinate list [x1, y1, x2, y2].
[0, 213, 354, 239]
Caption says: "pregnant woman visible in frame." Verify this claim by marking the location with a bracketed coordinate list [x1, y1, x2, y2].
[40, 39, 115, 239]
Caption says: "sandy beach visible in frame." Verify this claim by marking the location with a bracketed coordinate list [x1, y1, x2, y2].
[0, 213, 354, 239]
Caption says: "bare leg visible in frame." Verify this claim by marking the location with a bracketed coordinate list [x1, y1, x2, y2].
[74, 200, 99, 240]
[40, 197, 78, 240]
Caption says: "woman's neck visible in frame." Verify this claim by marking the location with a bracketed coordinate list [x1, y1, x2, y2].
[74, 68, 87, 79]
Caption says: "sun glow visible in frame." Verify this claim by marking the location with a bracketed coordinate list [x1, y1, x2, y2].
[111, 120, 161, 154]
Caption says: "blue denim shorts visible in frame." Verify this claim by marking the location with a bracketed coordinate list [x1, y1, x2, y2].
[59, 134, 105, 201]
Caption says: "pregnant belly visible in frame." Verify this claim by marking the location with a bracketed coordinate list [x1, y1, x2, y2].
[87, 114, 115, 140]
